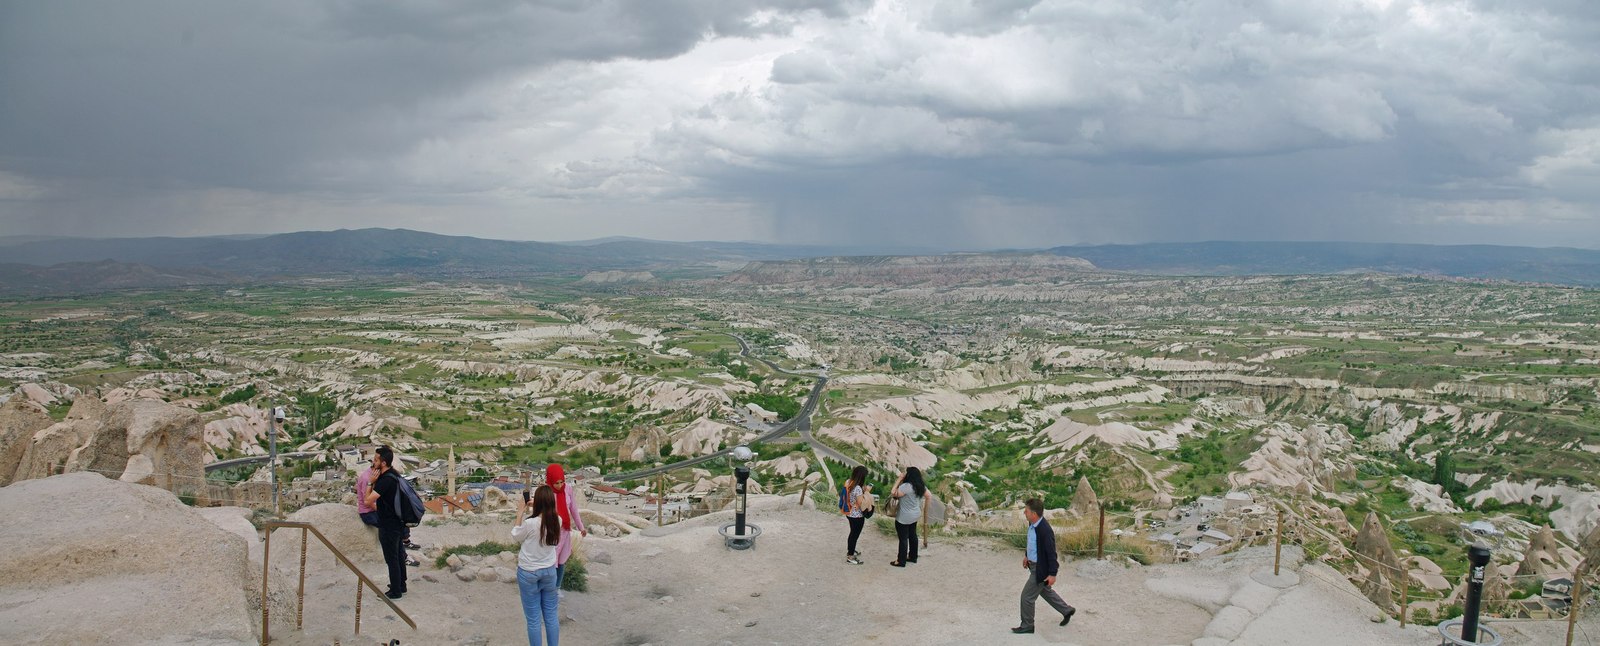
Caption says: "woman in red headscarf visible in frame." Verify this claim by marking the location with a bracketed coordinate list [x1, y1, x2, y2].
[545, 463, 587, 591]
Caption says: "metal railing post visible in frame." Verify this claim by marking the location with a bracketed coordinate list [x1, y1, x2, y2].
[296, 527, 308, 629]
[258, 521, 415, 642]
[261, 527, 271, 646]
[354, 579, 362, 635]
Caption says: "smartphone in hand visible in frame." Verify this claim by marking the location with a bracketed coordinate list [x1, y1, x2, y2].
[522, 489, 531, 503]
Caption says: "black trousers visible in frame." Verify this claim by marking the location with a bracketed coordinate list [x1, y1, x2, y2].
[846, 516, 865, 556]
[379, 525, 406, 593]
[895, 521, 918, 563]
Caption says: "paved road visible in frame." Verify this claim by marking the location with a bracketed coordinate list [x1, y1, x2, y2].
[205, 451, 321, 472]
[604, 331, 857, 482]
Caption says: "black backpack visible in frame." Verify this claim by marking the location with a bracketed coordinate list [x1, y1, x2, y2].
[391, 474, 426, 527]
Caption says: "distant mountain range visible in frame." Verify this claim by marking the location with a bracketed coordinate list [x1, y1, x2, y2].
[2, 229, 1599, 294]
[1048, 241, 1600, 286]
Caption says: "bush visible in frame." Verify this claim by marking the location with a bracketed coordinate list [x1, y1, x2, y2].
[435, 540, 519, 569]
[561, 557, 587, 592]
[219, 383, 258, 405]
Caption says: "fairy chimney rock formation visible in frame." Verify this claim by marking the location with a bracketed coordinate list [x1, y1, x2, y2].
[1516, 525, 1561, 577]
[1354, 512, 1404, 576]
[619, 425, 669, 463]
[1071, 476, 1099, 517]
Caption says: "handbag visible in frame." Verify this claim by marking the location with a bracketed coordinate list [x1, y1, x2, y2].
[886, 494, 900, 518]
[858, 490, 876, 519]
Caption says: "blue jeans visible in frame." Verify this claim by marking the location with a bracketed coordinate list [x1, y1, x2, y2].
[517, 566, 559, 646]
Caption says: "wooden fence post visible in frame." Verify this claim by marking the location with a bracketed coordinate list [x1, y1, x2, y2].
[1569, 560, 1586, 646]
[1274, 508, 1285, 577]
[1097, 505, 1106, 560]
[1399, 567, 1409, 628]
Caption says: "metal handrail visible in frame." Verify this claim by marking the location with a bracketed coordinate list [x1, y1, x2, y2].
[260, 521, 416, 645]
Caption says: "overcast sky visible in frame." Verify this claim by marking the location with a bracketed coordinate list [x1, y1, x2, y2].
[2, 0, 1598, 248]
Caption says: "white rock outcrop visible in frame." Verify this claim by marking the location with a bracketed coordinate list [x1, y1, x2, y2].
[0, 397, 53, 485]
[0, 472, 259, 644]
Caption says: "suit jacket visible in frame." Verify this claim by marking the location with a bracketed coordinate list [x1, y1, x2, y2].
[1032, 518, 1060, 583]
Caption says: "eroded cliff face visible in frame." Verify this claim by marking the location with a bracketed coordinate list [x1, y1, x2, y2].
[2, 395, 207, 493]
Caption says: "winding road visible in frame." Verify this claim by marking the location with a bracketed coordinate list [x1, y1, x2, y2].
[603, 331, 859, 482]
[204, 451, 321, 473]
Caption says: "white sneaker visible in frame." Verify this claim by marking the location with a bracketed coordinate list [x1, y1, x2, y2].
[846, 556, 863, 565]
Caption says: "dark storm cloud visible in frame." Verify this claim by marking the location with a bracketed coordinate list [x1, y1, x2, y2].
[636, 0, 1600, 247]
[0, 0, 861, 189]
[1, 0, 1597, 248]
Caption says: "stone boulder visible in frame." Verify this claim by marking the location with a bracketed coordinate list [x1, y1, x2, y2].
[480, 486, 515, 512]
[0, 397, 53, 486]
[1359, 567, 1395, 613]
[13, 395, 106, 481]
[270, 503, 383, 571]
[199, 506, 265, 566]
[110, 398, 209, 490]
[12, 397, 208, 496]
[0, 472, 258, 644]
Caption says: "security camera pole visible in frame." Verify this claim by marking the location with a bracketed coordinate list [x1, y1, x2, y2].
[1461, 543, 1492, 642]
[270, 405, 285, 516]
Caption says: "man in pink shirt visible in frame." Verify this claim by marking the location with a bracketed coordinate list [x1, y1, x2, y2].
[357, 459, 420, 565]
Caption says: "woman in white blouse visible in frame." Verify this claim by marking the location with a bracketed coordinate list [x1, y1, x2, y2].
[513, 485, 562, 646]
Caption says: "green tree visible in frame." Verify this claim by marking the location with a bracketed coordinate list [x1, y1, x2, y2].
[1432, 451, 1455, 493]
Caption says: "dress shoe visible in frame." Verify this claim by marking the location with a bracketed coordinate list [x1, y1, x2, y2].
[1060, 608, 1076, 626]
[889, 560, 906, 567]
[1010, 626, 1034, 634]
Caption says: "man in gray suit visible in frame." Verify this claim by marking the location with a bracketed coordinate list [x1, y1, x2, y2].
[1012, 498, 1076, 634]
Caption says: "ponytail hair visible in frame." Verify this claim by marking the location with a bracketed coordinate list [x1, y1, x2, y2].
[531, 485, 561, 547]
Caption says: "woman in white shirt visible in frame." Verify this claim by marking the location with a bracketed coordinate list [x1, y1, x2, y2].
[513, 485, 562, 646]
